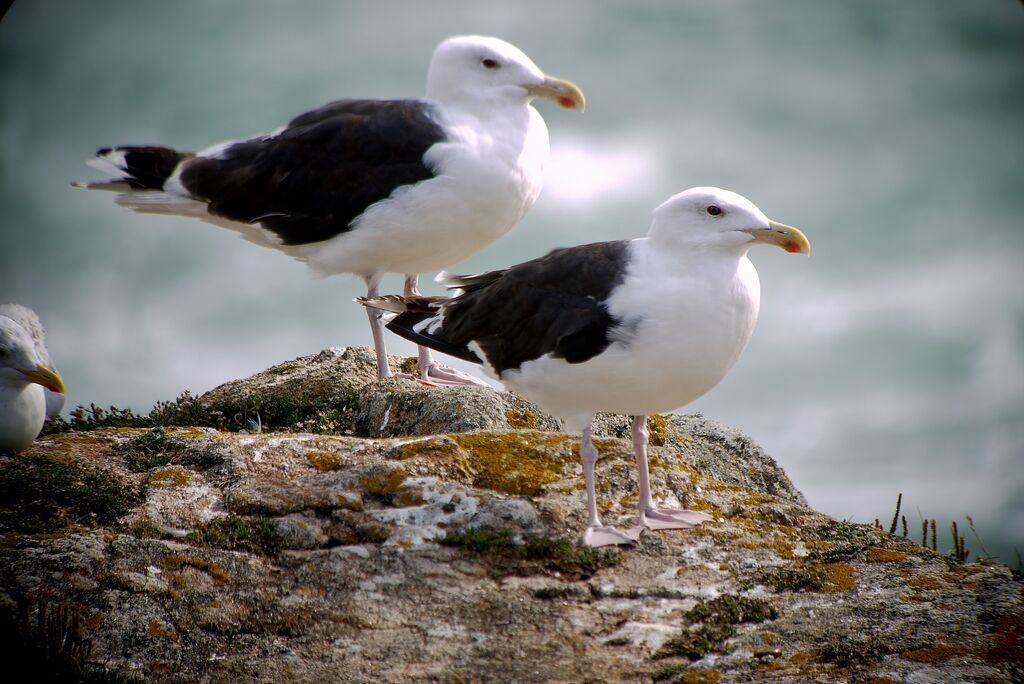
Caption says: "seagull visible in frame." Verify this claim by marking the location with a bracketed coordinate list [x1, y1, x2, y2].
[359, 187, 810, 546]
[0, 311, 66, 453]
[77, 35, 584, 385]
[0, 303, 65, 420]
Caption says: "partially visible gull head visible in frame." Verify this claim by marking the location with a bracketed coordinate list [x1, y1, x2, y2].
[0, 314, 64, 394]
[649, 186, 810, 255]
[0, 313, 65, 453]
[0, 303, 65, 419]
[426, 35, 585, 113]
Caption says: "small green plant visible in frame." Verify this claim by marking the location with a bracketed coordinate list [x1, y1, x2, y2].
[186, 515, 281, 555]
[0, 598, 145, 683]
[815, 635, 889, 669]
[654, 595, 778, 660]
[876, 493, 974, 563]
[0, 454, 144, 534]
[440, 528, 622, 579]
[118, 427, 172, 471]
[762, 566, 827, 592]
[43, 388, 360, 435]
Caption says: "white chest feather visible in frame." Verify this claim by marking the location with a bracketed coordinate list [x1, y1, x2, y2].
[0, 382, 46, 452]
[505, 241, 761, 419]
[305, 105, 548, 278]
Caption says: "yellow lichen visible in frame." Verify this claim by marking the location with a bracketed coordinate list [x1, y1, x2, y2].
[360, 467, 410, 497]
[169, 427, 205, 438]
[147, 466, 192, 488]
[394, 489, 427, 507]
[901, 644, 967, 662]
[147, 620, 179, 641]
[739, 538, 796, 560]
[907, 575, 944, 591]
[451, 431, 576, 496]
[814, 563, 856, 592]
[865, 548, 908, 562]
[690, 526, 741, 541]
[306, 450, 342, 472]
[160, 555, 231, 586]
[505, 408, 538, 429]
[899, 593, 931, 603]
[646, 414, 670, 446]
[681, 670, 720, 684]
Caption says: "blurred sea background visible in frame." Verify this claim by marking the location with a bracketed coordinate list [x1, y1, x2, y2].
[2, 1, 1022, 562]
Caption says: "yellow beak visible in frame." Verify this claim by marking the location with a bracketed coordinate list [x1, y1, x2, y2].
[17, 364, 65, 394]
[524, 75, 586, 111]
[744, 220, 811, 254]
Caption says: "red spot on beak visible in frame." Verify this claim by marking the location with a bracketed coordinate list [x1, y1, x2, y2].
[785, 241, 802, 253]
[558, 96, 576, 109]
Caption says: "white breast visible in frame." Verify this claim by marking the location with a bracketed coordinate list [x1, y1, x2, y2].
[503, 240, 761, 420]
[302, 105, 548, 278]
[0, 382, 46, 453]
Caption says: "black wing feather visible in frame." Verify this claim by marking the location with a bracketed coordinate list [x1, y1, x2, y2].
[386, 241, 632, 375]
[178, 99, 447, 245]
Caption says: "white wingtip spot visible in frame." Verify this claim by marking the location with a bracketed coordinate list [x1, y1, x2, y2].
[87, 150, 129, 177]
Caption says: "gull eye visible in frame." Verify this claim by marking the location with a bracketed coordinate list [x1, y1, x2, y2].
[706, 205, 722, 217]
[481, 58, 499, 69]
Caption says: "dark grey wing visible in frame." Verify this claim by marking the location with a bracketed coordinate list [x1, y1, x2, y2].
[387, 241, 632, 375]
[177, 99, 448, 245]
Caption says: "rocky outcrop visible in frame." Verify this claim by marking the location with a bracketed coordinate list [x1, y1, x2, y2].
[1, 348, 1020, 682]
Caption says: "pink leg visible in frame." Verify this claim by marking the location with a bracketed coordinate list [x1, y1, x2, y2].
[632, 415, 714, 530]
[365, 276, 392, 380]
[580, 423, 643, 547]
[403, 274, 491, 388]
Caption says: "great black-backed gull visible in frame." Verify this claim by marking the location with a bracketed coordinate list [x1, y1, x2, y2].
[77, 35, 584, 384]
[0, 309, 65, 453]
[360, 187, 810, 546]
[0, 303, 64, 420]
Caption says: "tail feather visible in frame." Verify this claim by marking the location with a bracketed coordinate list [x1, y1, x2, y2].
[356, 294, 482, 365]
[356, 294, 447, 314]
[84, 146, 194, 190]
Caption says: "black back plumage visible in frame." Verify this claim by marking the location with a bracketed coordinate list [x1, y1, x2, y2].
[386, 241, 632, 375]
[175, 99, 447, 245]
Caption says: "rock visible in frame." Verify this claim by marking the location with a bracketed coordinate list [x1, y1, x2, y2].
[1, 347, 1020, 683]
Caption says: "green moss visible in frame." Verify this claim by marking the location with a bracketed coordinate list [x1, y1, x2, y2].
[686, 595, 779, 624]
[43, 386, 361, 435]
[186, 515, 281, 555]
[440, 527, 622, 579]
[117, 428, 172, 471]
[655, 595, 778, 660]
[815, 636, 889, 669]
[763, 566, 827, 592]
[0, 454, 144, 534]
